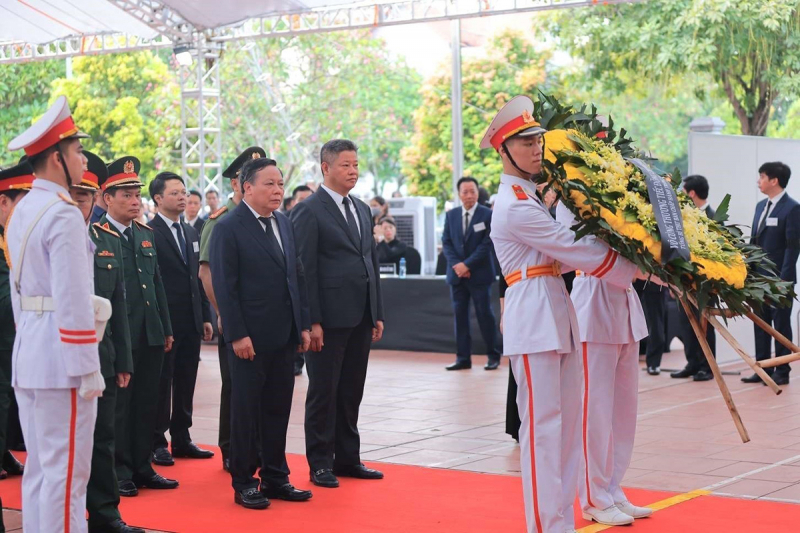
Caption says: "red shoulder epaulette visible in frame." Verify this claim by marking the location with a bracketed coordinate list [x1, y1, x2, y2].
[209, 206, 228, 220]
[93, 222, 119, 238]
[134, 219, 152, 231]
[511, 185, 528, 201]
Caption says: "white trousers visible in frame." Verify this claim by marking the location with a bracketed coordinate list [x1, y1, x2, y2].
[511, 350, 582, 533]
[578, 341, 639, 511]
[16, 387, 97, 533]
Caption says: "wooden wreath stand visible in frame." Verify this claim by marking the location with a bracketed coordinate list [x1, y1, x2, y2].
[671, 288, 791, 444]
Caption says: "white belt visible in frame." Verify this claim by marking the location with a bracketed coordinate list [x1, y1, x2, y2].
[20, 296, 55, 315]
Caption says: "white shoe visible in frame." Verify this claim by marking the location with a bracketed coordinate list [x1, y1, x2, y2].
[615, 500, 653, 518]
[582, 505, 635, 526]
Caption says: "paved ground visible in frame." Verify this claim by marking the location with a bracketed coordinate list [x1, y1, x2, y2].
[3, 342, 800, 531]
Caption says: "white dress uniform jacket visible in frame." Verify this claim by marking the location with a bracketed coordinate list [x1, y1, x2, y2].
[7, 178, 99, 388]
[555, 202, 648, 344]
[491, 174, 638, 355]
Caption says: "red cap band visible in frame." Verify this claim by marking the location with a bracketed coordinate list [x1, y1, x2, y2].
[24, 116, 79, 156]
[490, 115, 542, 151]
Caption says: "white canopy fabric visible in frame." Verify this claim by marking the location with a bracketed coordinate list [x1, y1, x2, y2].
[0, 0, 359, 44]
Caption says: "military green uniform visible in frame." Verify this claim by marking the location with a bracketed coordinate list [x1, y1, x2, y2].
[0, 227, 16, 462]
[199, 198, 235, 461]
[86, 222, 134, 527]
[103, 214, 174, 482]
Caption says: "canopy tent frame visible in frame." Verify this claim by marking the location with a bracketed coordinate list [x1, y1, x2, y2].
[0, 0, 643, 197]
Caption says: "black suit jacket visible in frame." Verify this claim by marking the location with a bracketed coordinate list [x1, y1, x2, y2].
[188, 217, 205, 236]
[290, 188, 384, 329]
[751, 193, 800, 283]
[150, 214, 212, 336]
[210, 203, 310, 352]
[441, 204, 496, 286]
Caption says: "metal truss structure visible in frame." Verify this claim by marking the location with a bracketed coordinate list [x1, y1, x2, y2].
[0, 0, 643, 194]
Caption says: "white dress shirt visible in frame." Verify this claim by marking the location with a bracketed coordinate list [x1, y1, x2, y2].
[320, 183, 361, 236]
[242, 200, 283, 252]
[157, 212, 186, 257]
[462, 203, 478, 234]
[105, 213, 132, 240]
[758, 189, 786, 230]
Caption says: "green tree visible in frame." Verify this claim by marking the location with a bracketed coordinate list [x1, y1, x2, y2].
[0, 61, 65, 167]
[221, 30, 421, 193]
[50, 51, 181, 182]
[550, 0, 800, 136]
[401, 30, 549, 205]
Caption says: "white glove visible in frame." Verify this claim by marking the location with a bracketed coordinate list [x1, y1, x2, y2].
[92, 295, 112, 342]
[79, 370, 105, 400]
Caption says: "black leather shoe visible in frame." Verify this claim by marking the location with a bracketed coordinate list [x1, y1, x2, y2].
[693, 370, 713, 382]
[484, 360, 500, 370]
[152, 447, 174, 466]
[262, 483, 313, 501]
[89, 519, 145, 533]
[118, 479, 139, 497]
[2, 451, 23, 476]
[0, 468, 7, 480]
[223, 457, 230, 472]
[647, 366, 661, 376]
[333, 463, 384, 480]
[234, 487, 270, 509]
[741, 373, 763, 383]
[310, 469, 339, 488]
[172, 441, 214, 459]
[294, 366, 303, 376]
[774, 375, 790, 385]
[134, 473, 179, 490]
[670, 367, 696, 379]
[446, 361, 471, 371]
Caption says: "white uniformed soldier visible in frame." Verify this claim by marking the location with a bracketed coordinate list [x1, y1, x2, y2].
[555, 203, 653, 526]
[5, 96, 105, 533]
[483, 95, 650, 533]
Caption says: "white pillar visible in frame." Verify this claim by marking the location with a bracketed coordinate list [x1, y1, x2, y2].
[450, 19, 463, 203]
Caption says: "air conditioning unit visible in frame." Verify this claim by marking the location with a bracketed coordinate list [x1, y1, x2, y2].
[386, 196, 437, 274]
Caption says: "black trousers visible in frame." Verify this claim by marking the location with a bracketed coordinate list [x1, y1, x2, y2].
[116, 344, 164, 481]
[305, 308, 373, 471]
[450, 282, 501, 363]
[88, 376, 121, 527]
[154, 330, 202, 450]
[637, 284, 666, 368]
[678, 305, 716, 373]
[229, 341, 295, 492]
[754, 303, 793, 378]
[0, 349, 11, 456]
[217, 333, 231, 460]
[505, 365, 520, 441]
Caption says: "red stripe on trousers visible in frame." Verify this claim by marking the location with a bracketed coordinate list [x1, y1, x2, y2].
[522, 355, 544, 533]
[581, 343, 596, 508]
[64, 389, 77, 533]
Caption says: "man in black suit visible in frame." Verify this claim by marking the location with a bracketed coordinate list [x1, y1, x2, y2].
[184, 189, 205, 235]
[148, 173, 214, 465]
[441, 177, 500, 371]
[290, 139, 385, 489]
[211, 157, 312, 509]
[672, 175, 717, 382]
[744, 162, 800, 386]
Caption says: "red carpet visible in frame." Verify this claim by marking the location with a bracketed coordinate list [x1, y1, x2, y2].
[1, 449, 798, 532]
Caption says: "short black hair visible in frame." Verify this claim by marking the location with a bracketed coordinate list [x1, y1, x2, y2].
[380, 217, 396, 228]
[205, 188, 219, 198]
[283, 197, 293, 211]
[239, 157, 280, 194]
[292, 185, 312, 200]
[371, 195, 386, 207]
[0, 190, 25, 202]
[320, 139, 358, 167]
[149, 171, 185, 207]
[682, 175, 709, 200]
[29, 139, 78, 174]
[759, 162, 791, 189]
[457, 177, 479, 192]
[188, 189, 202, 201]
[103, 186, 141, 199]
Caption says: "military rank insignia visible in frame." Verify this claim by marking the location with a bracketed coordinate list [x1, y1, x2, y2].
[512, 184, 528, 200]
[141, 240, 153, 248]
[98, 250, 114, 257]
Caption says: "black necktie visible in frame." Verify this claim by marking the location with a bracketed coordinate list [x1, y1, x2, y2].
[342, 197, 361, 247]
[258, 216, 283, 256]
[172, 222, 187, 263]
[757, 200, 773, 238]
[123, 227, 133, 242]
[464, 211, 470, 236]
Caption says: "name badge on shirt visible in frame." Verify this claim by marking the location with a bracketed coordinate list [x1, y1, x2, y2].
[473, 222, 486, 232]
[767, 217, 779, 227]
[193, 241, 200, 252]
